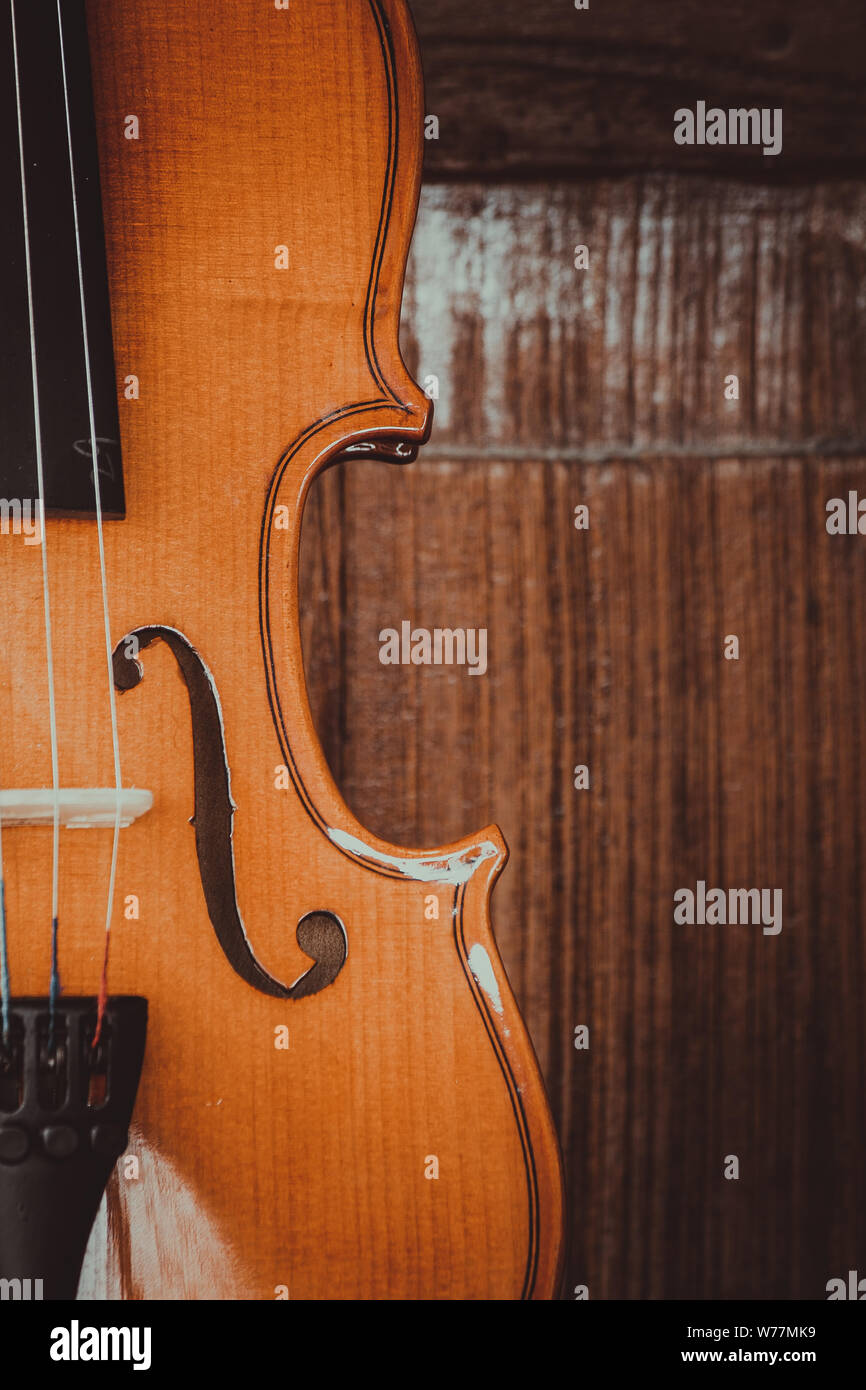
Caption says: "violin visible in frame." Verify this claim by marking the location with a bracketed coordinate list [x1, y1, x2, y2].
[0, 0, 564, 1300]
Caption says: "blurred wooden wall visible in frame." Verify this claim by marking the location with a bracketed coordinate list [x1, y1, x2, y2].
[300, 2, 866, 1299]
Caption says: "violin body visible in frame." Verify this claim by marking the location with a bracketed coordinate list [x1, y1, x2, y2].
[0, 0, 564, 1299]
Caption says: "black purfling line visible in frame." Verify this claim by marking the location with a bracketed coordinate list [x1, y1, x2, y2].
[258, 0, 419, 868]
[259, 404, 414, 875]
[364, 0, 402, 406]
[455, 884, 540, 1300]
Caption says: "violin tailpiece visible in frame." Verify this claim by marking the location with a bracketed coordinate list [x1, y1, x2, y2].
[0, 996, 147, 1300]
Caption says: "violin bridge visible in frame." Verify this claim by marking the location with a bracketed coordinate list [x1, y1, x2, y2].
[0, 788, 153, 829]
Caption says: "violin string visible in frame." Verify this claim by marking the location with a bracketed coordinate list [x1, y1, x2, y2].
[56, 0, 123, 1045]
[0, 811, 9, 1044]
[10, 0, 63, 1040]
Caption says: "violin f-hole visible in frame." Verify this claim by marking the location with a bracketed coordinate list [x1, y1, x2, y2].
[112, 626, 347, 1001]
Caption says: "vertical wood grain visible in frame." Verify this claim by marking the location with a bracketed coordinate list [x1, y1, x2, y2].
[301, 180, 866, 1298]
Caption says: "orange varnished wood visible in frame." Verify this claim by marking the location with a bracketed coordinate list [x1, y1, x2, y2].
[0, 0, 564, 1298]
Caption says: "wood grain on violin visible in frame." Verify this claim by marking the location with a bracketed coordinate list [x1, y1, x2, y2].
[0, 0, 565, 1299]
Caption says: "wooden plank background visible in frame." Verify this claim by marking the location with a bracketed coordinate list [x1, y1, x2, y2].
[410, 0, 866, 179]
[301, 8, 866, 1301]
